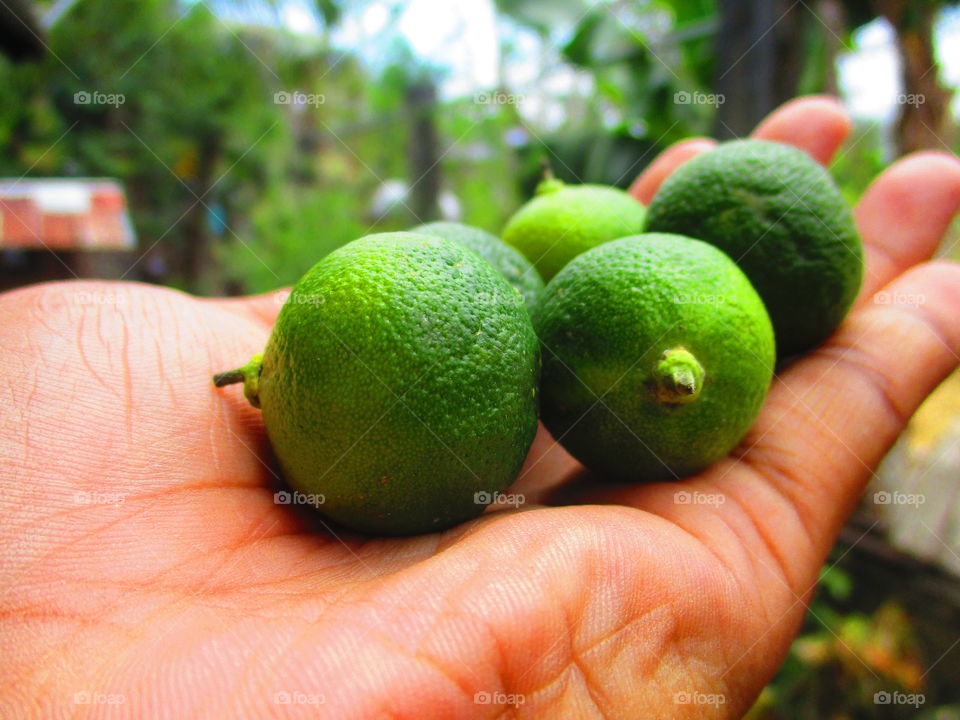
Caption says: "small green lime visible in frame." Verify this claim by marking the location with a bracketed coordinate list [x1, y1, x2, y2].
[412, 221, 544, 313]
[501, 179, 647, 282]
[214, 232, 540, 535]
[645, 139, 863, 355]
[536, 233, 775, 482]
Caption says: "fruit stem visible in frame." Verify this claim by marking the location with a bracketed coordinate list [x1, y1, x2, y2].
[213, 369, 243, 387]
[535, 159, 564, 195]
[652, 347, 704, 405]
[539, 158, 555, 183]
[212, 353, 264, 409]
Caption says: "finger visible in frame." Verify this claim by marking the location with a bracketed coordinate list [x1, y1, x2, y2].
[629, 138, 717, 204]
[208, 287, 291, 328]
[729, 262, 960, 582]
[751, 95, 852, 165]
[854, 152, 960, 304]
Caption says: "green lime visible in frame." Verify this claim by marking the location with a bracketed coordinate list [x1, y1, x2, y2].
[214, 232, 540, 535]
[536, 233, 775, 482]
[645, 139, 863, 356]
[501, 177, 646, 282]
[412, 221, 544, 313]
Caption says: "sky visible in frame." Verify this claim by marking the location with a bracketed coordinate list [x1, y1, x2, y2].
[271, 0, 960, 125]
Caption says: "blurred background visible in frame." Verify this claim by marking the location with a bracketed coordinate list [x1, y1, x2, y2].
[1, 1, 958, 716]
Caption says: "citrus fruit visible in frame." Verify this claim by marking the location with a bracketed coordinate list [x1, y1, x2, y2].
[412, 221, 544, 312]
[501, 177, 647, 282]
[214, 232, 540, 536]
[644, 139, 863, 356]
[536, 233, 775, 482]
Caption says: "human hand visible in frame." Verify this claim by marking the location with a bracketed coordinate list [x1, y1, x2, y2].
[2, 96, 959, 719]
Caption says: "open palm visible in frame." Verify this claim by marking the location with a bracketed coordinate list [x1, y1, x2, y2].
[2, 97, 960, 720]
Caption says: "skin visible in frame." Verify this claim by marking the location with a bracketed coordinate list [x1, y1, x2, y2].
[2, 96, 960, 719]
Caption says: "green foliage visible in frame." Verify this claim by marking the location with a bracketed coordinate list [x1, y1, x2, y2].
[217, 184, 368, 291]
[493, 0, 593, 36]
[314, 0, 346, 27]
[0, 0, 281, 291]
[496, 0, 720, 187]
[437, 98, 525, 231]
[830, 120, 887, 205]
[749, 566, 927, 720]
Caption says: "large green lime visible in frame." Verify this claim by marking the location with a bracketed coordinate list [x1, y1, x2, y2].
[215, 232, 539, 535]
[412, 221, 544, 313]
[645, 139, 863, 355]
[536, 233, 775, 482]
[501, 179, 646, 282]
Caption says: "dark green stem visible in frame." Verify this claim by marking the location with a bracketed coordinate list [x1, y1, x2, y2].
[213, 369, 245, 387]
[212, 353, 264, 409]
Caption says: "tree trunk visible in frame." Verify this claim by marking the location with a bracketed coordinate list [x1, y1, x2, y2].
[713, 0, 807, 138]
[181, 135, 220, 293]
[818, 0, 845, 96]
[405, 80, 440, 223]
[877, 0, 956, 154]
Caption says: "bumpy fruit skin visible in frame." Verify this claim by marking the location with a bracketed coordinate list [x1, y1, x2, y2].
[501, 182, 647, 282]
[645, 139, 863, 356]
[412, 221, 545, 313]
[258, 232, 540, 535]
[536, 233, 775, 482]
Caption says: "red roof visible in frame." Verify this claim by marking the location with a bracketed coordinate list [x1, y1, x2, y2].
[0, 179, 136, 250]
